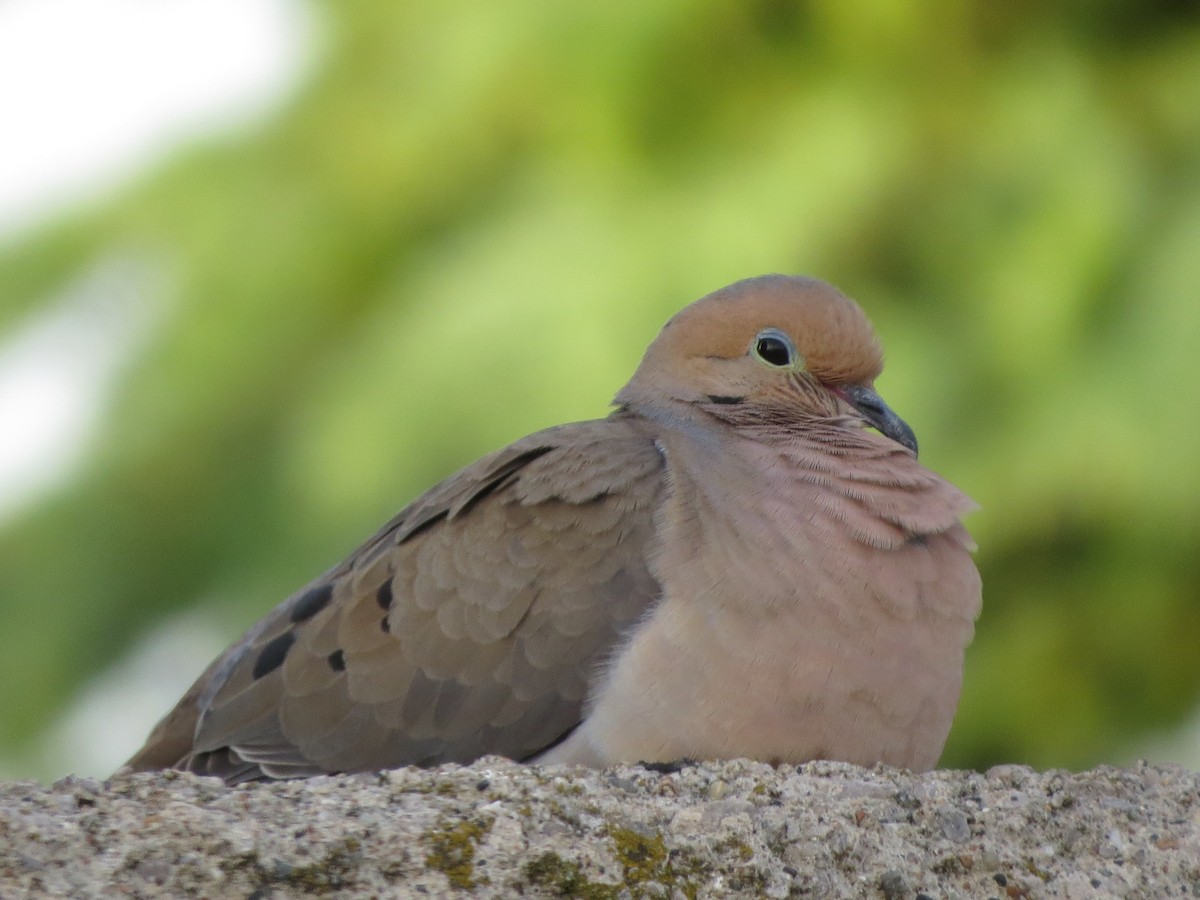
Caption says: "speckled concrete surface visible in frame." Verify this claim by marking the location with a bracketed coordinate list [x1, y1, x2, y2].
[1, 759, 1197, 898]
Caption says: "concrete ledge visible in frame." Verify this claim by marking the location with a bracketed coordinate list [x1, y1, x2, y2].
[2, 759, 1197, 897]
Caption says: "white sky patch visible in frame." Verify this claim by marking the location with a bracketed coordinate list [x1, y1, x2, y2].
[0, 0, 316, 781]
[0, 254, 167, 521]
[0, 0, 316, 239]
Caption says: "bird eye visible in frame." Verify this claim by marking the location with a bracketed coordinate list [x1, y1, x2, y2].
[752, 330, 796, 368]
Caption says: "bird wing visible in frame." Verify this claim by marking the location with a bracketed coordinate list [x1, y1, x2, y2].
[126, 414, 666, 783]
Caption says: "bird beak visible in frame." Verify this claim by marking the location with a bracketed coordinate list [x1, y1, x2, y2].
[840, 385, 919, 456]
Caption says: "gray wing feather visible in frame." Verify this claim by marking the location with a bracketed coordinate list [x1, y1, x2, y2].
[130, 414, 664, 782]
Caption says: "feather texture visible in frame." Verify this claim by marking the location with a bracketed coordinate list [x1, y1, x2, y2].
[126, 274, 980, 782]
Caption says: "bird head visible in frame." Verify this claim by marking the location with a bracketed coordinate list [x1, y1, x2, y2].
[616, 275, 918, 455]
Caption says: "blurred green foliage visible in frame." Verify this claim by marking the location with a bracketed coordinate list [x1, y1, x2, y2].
[2, 0, 1199, 778]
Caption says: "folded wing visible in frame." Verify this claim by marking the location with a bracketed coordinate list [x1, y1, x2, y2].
[126, 415, 666, 783]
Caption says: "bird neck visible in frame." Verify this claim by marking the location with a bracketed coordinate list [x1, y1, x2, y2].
[651, 416, 974, 555]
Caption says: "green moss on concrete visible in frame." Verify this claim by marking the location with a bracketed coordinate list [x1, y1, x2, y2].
[423, 817, 492, 890]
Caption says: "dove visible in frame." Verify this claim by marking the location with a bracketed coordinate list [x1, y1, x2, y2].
[125, 274, 981, 784]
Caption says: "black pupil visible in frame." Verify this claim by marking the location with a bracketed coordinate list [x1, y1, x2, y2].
[756, 336, 791, 366]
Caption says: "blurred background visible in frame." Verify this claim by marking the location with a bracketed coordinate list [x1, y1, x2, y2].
[1, 0, 1198, 783]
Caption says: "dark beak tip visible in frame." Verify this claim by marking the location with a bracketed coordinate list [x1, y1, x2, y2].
[888, 418, 919, 457]
[844, 384, 918, 457]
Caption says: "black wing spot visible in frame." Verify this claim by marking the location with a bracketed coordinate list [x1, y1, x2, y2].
[707, 394, 745, 405]
[398, 510, 449, 546]
[252, 631, 296, 679]
[327, 649, 346, 672]
[289, 583, 334, 623]
[458, 446, 556, 518]
[380, 615, 391, 634]
[376, 579, 394, 610]
[459, 471, 519, 515]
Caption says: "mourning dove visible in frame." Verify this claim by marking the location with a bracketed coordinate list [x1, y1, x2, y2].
[126, 274, 981, 784]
